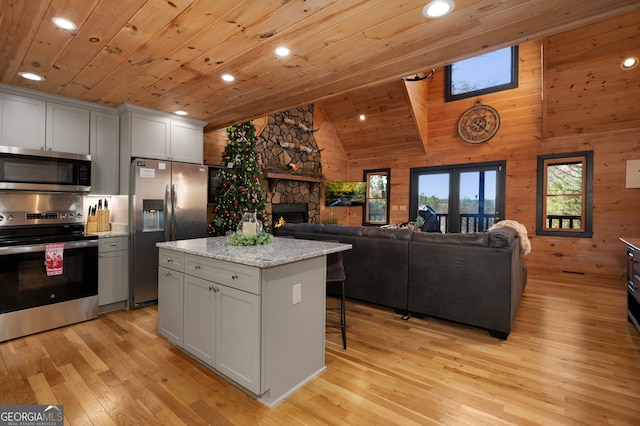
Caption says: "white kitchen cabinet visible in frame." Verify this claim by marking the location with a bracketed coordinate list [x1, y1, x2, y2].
[158, 249, 186, 346]
[158, 266, 184, 346]
[90, 111, 120, 194]
[0, 92, 46, 149]
[158, 241, 330, 407]
[118, 103, 205, 164]
[184, 274, 216, 365]
[169, 119, 204, 163]
[0, 83, 117, 157]
[182, 255, 261, 394]
[130, 111, 171, 160]
[46, 102, 90, 154]
[98, 236, 129, 312]
[215, 281, 261, 393]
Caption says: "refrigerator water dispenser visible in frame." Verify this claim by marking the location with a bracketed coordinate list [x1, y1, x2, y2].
[142, 199, 164, 231]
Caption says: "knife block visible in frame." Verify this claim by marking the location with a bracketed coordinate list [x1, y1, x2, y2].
[97, 209, 110, 232]
[86, 215, 98, 233]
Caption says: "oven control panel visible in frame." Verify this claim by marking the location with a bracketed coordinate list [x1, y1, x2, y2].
[0, 210, 84, 226]
[0, 193, 86, 227]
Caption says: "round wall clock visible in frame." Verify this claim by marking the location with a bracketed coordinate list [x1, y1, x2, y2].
[457, 103, 500, 144]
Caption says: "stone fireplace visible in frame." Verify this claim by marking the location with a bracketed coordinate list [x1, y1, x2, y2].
[259, 105, 322, 229]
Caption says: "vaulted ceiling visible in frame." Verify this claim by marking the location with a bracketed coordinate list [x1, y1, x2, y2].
[1, 0, 637, 134]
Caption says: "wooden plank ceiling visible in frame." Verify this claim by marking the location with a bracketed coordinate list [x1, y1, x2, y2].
[1, 1, 638, 145]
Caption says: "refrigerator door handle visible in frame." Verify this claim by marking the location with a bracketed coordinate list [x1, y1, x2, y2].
[164, 184, 172, 241]
[171, 183, 177, 241]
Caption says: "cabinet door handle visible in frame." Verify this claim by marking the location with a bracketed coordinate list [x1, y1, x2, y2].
[231, 273, 238, 279]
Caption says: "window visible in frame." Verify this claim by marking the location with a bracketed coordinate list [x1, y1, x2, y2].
[536, 151, 593, 237]
[445, 46, 519, 102]
[409, 161, 505, 233]
[363, 168, 390, 225]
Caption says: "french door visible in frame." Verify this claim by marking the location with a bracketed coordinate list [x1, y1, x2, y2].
[409, 161, 506, 233]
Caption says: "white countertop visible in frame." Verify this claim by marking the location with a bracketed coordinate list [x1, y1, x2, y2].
[157, 236, 352, 268]
[87, 231, 129, 238]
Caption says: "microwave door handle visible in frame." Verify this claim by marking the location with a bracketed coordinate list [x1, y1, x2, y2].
[164, 184, 171, 241]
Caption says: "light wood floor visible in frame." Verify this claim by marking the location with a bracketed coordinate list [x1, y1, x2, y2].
[1, 269, 640, 425]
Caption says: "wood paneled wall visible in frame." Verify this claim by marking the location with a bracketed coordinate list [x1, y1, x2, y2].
[203, 12, 639, 277]
[344, 12, 640, 277]
[314, 102, 351, 225]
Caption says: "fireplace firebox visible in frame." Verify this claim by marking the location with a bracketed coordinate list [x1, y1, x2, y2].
[272, 203, 308, 227]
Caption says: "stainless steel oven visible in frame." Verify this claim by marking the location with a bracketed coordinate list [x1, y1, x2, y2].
[0, 193, 98, 342]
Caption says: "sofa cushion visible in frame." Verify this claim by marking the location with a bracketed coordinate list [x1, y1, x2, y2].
[411, 231, 489, 246]
[279, 223, 323, 233]
[322, 224, 365, 237]
[362, 227, 413, 240]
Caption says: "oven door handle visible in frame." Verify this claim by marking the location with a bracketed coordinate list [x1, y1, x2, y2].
[0, 239, 99, 255]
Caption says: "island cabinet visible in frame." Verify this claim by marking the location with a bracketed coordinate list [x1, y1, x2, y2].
[158, 249, 185, 347]
[156, 237, 351, 407]
[183, 255, 261, 393]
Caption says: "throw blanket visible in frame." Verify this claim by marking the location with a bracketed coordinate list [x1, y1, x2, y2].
[488, 220, 531, 257]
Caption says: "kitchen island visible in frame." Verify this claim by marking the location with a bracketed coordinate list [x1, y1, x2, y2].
[156, 236, 351, 407]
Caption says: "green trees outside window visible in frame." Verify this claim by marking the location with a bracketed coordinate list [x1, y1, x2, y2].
[536, 151, 593, 237]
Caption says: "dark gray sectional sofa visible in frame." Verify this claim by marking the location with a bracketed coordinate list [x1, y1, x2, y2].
[275, 222, 526, 339]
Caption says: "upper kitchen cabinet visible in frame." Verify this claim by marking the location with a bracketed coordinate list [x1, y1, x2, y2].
[118, 103, 207, 164]
[46, 102, 90, 155]
[0, 92, 46, 150]
[0, 84, 102, 156]
[90, 111, 120, 194]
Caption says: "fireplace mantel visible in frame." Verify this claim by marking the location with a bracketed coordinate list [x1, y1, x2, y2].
[264, 172, 324, 183]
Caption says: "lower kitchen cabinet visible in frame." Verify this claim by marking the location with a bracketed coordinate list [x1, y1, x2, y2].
[183, 274, 215, 365]
[157, 245, 327, 407]
[158, 266, 184, 346]
[183, 267, 261, 393]
[214, 278, 261, 393]
[98, 236, 129, 312]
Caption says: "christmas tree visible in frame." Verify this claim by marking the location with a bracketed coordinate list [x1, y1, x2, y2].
[208, 121, 268, 236]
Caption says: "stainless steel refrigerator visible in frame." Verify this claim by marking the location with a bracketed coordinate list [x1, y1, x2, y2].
[129, 158, 208, 308]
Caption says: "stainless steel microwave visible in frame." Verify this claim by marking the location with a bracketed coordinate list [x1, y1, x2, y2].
[0, 146, 91, 192]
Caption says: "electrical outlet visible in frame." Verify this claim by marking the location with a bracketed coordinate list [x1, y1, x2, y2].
[292, 283, 302, 304]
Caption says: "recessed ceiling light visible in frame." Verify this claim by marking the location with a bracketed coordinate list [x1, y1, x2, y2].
[422, 0, 455, 18]
[18, 72, 45, 81]
[358, 114, 366, 122]
[173, 110, 188, 116]
[275, 46, 290, 57]
[621, 57, 638, 70]
[52, 17, 77, 30]
[221, 73, 235, 82]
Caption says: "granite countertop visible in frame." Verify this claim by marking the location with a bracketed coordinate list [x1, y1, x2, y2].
[87, 231, 129, 238]
[620, 237, 640, 251]
[157, 236, 352, 268]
